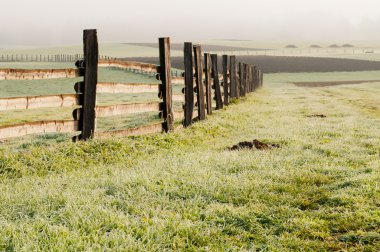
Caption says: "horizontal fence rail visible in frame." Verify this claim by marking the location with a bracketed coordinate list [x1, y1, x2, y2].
[98, 59, 159, 73]
[0, 31, 264, 142]
[0, 120, 78, 139]
[95, 102, 162, 118]
[0, 68, 82, 80]
[97, 82, 160, 94]
[0, 94, 80, 111]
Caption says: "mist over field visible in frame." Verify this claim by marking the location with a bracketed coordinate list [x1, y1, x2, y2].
[1, 0, 380, 45]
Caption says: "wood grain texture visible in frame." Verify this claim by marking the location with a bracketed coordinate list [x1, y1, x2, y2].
[97, 82, 160, 94]
[183, 42, 194, 127]
[222, 55, 229, 106]
[81, 29, 98, 140]
[0, 120, 78, 140]
[211, 54, 223, 110]
[96, 102, 161, 118]
[98, 59, 159, 73]
[0, 68, 81, 80]
[229, 56, 237, 98]
[204, 53, 212, 115]
[0, 94, 80, 111]
[193, 45, 206, 120]
[159, 37, 174, 132]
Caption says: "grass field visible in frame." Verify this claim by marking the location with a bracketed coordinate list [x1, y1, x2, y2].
[0, 71, 379, 250]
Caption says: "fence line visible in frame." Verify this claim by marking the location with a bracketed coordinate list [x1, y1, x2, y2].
[0, 29, 263, 142]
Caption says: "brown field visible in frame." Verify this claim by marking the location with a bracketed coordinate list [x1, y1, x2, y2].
[121, 55, 380, 73]
[125, 43, 266, 52]
[293, 80, 380, 87]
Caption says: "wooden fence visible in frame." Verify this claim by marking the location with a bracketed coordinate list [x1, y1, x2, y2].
[0, 29, 263, 142]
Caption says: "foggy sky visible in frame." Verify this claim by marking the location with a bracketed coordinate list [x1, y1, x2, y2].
[1, 0, 380, 45]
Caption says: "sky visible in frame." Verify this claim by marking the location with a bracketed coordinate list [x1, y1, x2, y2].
[1, 0, 380, 45]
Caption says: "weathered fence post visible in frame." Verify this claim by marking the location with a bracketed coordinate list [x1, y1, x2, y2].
[183, 42, 194, 127]
[222, 55, 229, 106]
[204, 53, 212, 115]
[211, 54, 223, 110]
[230, 56, 237, 98]
[260, 70, 264, 87]
[74, 29, 98, 141]
[193, 45, 206, 120]
[253, 66, 258, 91]
[159, 37, 173, 132]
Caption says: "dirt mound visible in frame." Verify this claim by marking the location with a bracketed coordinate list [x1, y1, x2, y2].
[307, 114, 326, 118]
[229, 139, 280, 151]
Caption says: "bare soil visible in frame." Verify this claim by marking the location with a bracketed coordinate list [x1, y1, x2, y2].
[229, 139, 280, 151]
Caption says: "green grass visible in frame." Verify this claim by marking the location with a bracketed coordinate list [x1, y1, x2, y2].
[0, 72, 379, 251]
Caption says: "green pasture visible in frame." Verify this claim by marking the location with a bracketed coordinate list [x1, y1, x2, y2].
[0, 70, 379, 250]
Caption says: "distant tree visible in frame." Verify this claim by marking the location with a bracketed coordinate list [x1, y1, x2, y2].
[329, 44, 340, 48]
[310, 45, 322, 48]
[285, 45, 297, 48]
[342, 44, 354, 48]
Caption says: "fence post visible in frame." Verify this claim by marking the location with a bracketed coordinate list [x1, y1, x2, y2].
[222, 55, 229, 106]
[204, 53, 212, 115]
[211, 54, 223, 110]
[183, 42, 194, 127]
[230, 56, 237, 98]
[159, 37, 173, 132]
[193, 45, 206, 120]
[239, 62, 244, 97]
[260, 70, 264, 87]
[74, 29, 98, 141]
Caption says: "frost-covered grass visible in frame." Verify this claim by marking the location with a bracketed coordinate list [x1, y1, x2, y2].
[0, 74, 379, 251]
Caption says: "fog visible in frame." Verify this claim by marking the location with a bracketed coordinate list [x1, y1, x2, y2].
[1, 0, 380, 45]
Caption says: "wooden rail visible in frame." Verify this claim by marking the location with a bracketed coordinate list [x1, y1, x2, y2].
[0, 94, 80, 111]
[0, 120, 78, 139]
[98, 59, 159, 73]
[0, 33, 264, 142]
[0, 68, 82, 80]
[95, 102, 161, 118]
[97, 82, 160, 94]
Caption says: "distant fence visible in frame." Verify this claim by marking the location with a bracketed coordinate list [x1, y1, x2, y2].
[0, 54, 114, 63]
[0, 29, 263, 142]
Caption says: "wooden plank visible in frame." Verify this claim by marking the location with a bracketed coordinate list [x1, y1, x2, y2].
[81, 29, 98, 140]
[238, 62, 244, 97]
[172, 94, 185, 102]
[246, 65, 251, 93]
[204, 53, 212, 115]
[98, 59, 159, 73]
[222, 55, 229, 106]
[159, 37, 173, 132]
[193, 45, 206, 120]
[229, 56, 237, 98]
[242, 64, 247, 97]
[0, 94, 80, 111]
[97, 82, 160, 94]
[0, 68, 82, 80]
[183, 42, 194, 127]
[95, 122, 163, 139]
[211, 54, 223, 110]
[0, 120, 78, 140]
[260, 70, 264, 87]
[253, 66, 258, 91]
[172, 77, 185, 85]
[96, 102, 161, 118]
